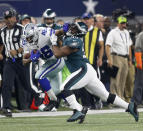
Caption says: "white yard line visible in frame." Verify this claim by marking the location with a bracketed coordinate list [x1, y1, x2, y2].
[0, 108, 143, 118]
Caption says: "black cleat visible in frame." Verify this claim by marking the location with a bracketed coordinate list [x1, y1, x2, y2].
[67, 109, 76, 122]
[126, 102, 139, 122]
[0, 108, 12, 117]
[78, 106, 88, 124]
[42, 101, 57, 111]
[67, 110, 85, 122]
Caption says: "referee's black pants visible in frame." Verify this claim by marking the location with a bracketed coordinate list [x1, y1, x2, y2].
[2, 58, 38, 109]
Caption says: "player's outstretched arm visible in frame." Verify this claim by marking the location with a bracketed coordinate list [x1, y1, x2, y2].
[52, 45, 78, 58]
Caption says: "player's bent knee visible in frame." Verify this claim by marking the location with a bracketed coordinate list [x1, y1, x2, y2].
[107, 93, 116, 104]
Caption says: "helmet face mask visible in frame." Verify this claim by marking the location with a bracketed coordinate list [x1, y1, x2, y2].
[43, 17, 55, 27]
[26, 35, 34, 43]
[23, 23, 39, 45]
[66, 24, 80, 36]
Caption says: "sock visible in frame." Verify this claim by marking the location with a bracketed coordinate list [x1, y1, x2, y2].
[38, 78, 51, 91]
[113, 95, 129, 109]
[66, 94, 83, 111]
[47, 89, 57, 101]
[38, 78, 57, 101]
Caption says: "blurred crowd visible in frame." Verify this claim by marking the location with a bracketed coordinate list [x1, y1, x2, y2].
[0, 7, 143, 116]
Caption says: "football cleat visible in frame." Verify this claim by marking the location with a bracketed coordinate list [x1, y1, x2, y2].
[95, 99, 103, 110]
[38, 104, 46, 111]
[67, 110, 85, 122]
[39, 100, 57, 111]
[126, 102, 139, 122]
[78, 106, 88, 124]
[0, 108, 12, 117]
[67, 109, 76, 122]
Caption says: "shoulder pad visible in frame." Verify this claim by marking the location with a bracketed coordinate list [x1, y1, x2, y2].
[37, 23, 47, 28]
[67, 37, 81, 49]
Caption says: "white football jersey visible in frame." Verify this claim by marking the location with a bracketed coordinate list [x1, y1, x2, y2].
[23, 27, 57, 61]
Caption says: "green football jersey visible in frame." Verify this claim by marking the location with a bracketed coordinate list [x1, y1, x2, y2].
[63, 36, 89, 73]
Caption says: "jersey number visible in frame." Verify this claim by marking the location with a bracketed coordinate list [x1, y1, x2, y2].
[41, 29, 47, 36]
[40, 45, 53, 59]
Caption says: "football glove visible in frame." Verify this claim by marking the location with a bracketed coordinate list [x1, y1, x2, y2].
[63, 22, 70, 33]
[30, 50, 41, 62]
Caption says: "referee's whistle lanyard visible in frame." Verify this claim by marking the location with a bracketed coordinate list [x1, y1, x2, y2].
[119, 30, 128, 53]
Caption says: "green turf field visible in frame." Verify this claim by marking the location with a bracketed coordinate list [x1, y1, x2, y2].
[0, 112, 142, 131]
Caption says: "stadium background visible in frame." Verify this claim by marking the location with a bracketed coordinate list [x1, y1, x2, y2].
[0, 0, 143, 23]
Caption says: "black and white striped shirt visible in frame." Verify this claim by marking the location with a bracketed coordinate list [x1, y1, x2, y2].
[0, 23, 23, 58]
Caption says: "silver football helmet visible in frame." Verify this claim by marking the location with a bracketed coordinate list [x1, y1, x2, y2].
[23, 23, 39, 44]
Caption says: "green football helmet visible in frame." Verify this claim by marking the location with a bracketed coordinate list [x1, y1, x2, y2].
[43, 8, 56, 18]
[66, 22, 88, 37]
[42, 8, 56, 27]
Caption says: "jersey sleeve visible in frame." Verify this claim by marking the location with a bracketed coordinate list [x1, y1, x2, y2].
[129, 37, 133, 46]
[21, 37, 31, 54]
[67, 38, 81, 49]
[128, 32, 133, 46]
[105, 30, 114, 46]
[68, 42, 80, 49]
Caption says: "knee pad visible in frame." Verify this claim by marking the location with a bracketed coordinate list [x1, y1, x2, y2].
[107, 93, 116, 104]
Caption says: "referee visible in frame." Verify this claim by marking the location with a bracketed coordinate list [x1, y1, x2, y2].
[0, 9, 31, 117]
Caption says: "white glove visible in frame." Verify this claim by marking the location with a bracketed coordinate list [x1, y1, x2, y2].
[50, 34, 57, 46]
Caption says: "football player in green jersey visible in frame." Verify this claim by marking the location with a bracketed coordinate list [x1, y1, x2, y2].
[38, 8, 62, 30]
[52, 22, 139, 123]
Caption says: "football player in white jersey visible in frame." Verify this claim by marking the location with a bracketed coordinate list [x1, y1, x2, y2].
[22, 23, 65, 111]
